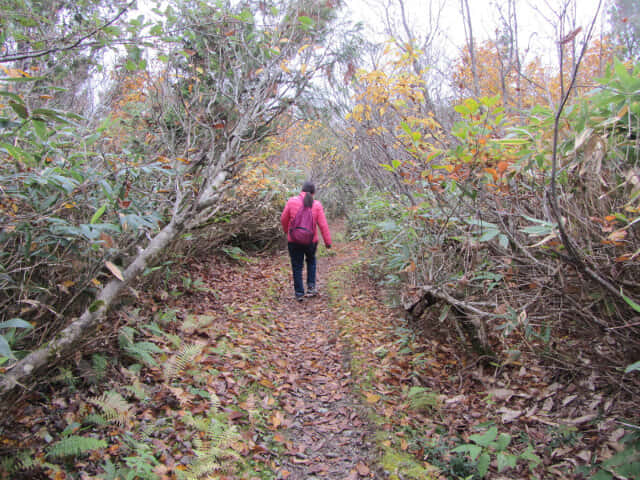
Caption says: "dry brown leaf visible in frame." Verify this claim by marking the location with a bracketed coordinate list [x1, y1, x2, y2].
[105, 260, 124, 281]
[564, 414, 598, 425]
[487, 388, 515, 401]
[356, 461, 370, 475]
[498, 407, 522, 423]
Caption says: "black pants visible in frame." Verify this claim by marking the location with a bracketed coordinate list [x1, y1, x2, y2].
[288, 242, 317, 298]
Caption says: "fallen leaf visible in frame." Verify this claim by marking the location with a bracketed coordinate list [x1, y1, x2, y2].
[270, 411, 284, 428]
[498, 407, 523, 423]
[564, 414, 598, 425]
[105, 261, 124, 281]
[356, 461, 370, 475]
[364, 392, 380, 404]
[487, 388, 515, 401]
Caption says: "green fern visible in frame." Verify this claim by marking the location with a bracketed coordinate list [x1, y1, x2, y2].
[82, 413, 108, 426]
[164, 343, 204, 381]
[124, 378, 149, 401]
[0, 449, 39, 474]
[46, 435, 108, 458]
[123, 440, 159, 480]
[143, 321, 182, 348]
[91, 354, 109, 380]
[52, 366, 77, 387]
[118, 326, 162, 367]
[88, 390, 131, 426]
[178, 399, 242, 480]
[407, 386, 441, 412]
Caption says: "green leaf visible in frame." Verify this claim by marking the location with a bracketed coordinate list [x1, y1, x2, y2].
[452, 444, 483, 461]
[298, 15, 314, 29]
[32, 119, 47, 140]
[624, 360, 640, 373]
[477, 452, 491, 477]
[9, 100, 28, 119]
[0, 318, 33, 330]
[470, 426, 498, 447]
[0, 141, 36, 165]
[519, 445, 541, 466]
[497, 452, 517, 471]
[621, 289, 640, 313]
[91, 204, 108, 225]
[478, 229, 499, 242]
[0, 335, 15, 359]
[89, 300, 105, 312]
[591, 470, 613, 480]
[494, 432, 511, 451]
[454, 103, 471, 115]
[31, 108, 73, 124]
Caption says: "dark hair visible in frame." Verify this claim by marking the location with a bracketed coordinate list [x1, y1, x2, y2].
[302, 181, 315, 207]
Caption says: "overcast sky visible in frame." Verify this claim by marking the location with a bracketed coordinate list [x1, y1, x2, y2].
[344, 0, 607, 64]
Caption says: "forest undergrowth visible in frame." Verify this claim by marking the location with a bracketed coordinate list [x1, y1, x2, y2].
[0, 222, 638, 480]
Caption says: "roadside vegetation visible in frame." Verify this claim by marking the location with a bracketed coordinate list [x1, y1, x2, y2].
[1, 0, 639, 478]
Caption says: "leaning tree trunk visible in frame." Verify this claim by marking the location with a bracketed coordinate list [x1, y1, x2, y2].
[0, 215, 184, 394]
[0, 167, 230, 395]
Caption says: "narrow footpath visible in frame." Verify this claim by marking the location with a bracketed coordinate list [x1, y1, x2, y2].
[197, 234, 385, 479]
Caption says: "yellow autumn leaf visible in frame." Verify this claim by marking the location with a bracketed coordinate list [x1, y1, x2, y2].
[62, 280, 75, 288]
[280, 60, 290, 73]
[608, 229, 627, 243]
[300, 63, 307, 76]
[91, 278, 102, 287]
[271, 411, 284, 428]
[365, 392, 381, 403]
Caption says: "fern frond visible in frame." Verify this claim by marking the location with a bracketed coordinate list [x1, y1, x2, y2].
[88, 391, 131, 426]
[124, 378, 148, 401]
[164, 343, 204, 381]
[208, 420, 238, 447]
[46, 435, 107, 458]
[82, 413, 108, 426]
[124, 341, 162, 367]
[210, 393, 221, 411]
[91, 354, 109, 380]
[185, 459, 222, 479]
[0, 449, 38, 473]
[118, 326, 136, 349]
[181, 412, 209, 432]
[168, 386, 193, 407]
[178, 406, 243, 479]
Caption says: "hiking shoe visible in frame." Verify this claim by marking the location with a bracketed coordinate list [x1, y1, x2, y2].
[295, 295, 304, 302]
[305, 287, 318, 297]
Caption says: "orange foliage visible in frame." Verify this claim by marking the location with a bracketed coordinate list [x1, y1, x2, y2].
[453, 36, 617, 108]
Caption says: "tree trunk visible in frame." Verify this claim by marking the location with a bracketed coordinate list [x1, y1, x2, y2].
[460, 0, 480, 97]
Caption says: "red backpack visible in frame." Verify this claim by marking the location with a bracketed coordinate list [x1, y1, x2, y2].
[289, 203, 314, 245]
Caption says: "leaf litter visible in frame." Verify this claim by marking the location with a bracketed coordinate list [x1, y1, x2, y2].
[0, 223, 637, 479]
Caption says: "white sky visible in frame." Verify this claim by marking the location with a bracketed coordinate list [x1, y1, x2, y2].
[344, 0, 607, 65]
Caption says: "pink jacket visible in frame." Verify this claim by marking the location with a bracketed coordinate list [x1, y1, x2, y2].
[281, 192, 332, 246]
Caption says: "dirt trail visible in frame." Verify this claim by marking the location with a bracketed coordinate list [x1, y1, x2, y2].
[264, 246, 379, 479]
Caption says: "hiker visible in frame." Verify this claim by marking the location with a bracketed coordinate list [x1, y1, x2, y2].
[281, 181, 332, 301]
